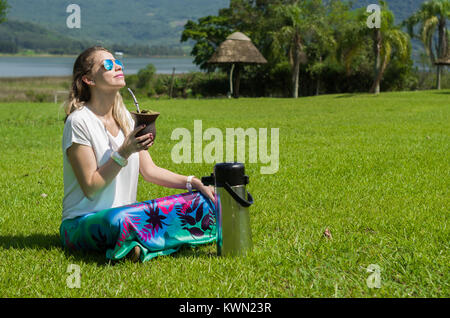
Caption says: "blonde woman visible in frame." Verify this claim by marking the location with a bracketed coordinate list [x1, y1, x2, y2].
[60, 46, 216, 262]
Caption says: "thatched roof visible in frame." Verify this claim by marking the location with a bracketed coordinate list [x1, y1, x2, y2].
[208, 32, 267, 64]
[435, 47, 450, 65]
[435, 57, 450, 65]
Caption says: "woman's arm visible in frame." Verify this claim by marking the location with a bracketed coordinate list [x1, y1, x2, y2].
[67, 143, 125, 200]
[139, 150, 215, 203]
[67, 125, 152, 200]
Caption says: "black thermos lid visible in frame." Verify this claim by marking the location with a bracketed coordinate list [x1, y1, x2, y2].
[214, 162, 249, 187]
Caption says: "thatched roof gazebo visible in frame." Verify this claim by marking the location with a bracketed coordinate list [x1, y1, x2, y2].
[435, 57, 450, 65]
[208, 32, 267, 98]
[435, 46, 450, 65]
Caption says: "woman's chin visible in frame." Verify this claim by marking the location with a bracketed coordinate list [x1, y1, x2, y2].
[116, 76, 126, 83]
[111, 78, 126, 88]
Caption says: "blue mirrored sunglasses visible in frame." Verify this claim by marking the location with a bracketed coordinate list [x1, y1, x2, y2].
[102, 59, 124, 71]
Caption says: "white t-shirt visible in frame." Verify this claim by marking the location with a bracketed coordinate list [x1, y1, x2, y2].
[61, 105, 140, 221]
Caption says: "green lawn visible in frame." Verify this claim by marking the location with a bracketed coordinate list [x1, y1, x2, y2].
[0, 90, 448, 297]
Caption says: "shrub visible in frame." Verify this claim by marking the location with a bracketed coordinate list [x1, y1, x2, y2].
[136, 64, 156, 90]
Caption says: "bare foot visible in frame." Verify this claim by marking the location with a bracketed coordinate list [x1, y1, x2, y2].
[127, 245, 141, 263]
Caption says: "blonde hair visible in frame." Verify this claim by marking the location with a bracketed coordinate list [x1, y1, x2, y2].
[64, 46, 131, 136]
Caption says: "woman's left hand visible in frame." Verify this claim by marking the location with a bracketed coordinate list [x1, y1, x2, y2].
[192, 177, 215, 204]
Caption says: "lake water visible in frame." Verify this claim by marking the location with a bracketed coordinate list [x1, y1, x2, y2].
[0, 56, 200, 78]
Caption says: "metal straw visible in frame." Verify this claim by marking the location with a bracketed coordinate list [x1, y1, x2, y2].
[127, 88, 141, 113]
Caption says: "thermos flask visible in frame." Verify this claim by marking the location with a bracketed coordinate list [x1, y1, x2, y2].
[202, 162, 254, 256]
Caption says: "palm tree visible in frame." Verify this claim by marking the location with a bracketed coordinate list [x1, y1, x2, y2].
[323, 1, 410, 94]
[368, 1, 411, 94]
[269, 3, 306, 98]
[404, 0, 449, 90]
[269, 0, 325, 98]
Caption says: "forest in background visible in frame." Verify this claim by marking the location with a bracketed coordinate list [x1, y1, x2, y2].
[0, 19, 185, 56]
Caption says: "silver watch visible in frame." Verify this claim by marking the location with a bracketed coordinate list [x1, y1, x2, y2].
[111, 151, 128, 167]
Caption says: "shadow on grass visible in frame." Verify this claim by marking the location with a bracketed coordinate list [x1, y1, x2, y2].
[63, 243, 216, 265]
[62, 249, 113, 265]
[59, 243, 216, 265]
[334, 94, 356, 98]
[0, 233, 61, 250]
[171, 244, 217, 259]
[0, 233, 109, 265]
[0, 233, 216, 265]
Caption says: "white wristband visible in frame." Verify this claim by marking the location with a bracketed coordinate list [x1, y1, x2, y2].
[186, 175, 194, 192]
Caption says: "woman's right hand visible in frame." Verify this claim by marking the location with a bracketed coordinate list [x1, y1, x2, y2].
[118, 125, 154, 159]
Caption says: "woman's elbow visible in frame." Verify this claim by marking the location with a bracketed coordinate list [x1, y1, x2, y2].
[80, 180, 99, 201]
[140, 170, 151, 183]
[81, 185, 95, 201]
[140, 164, 158, 183]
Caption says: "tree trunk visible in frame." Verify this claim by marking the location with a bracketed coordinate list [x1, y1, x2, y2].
[438, 18, 447, 58]
[233, 64, 241, 98]
[371, 29, 382, 94]
[436, 64, 441, 90]
[229, 64, 235, 98]
[292, 61, 300, 98]
[316, 78, 320, 96]
[436, 18, 446, 90]
[371, 54, 389, 94]
[316, 56, 322, 96]
[291, 34, 301, 98]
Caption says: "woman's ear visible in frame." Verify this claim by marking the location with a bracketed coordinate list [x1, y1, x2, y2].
[82, 75, 95, 86]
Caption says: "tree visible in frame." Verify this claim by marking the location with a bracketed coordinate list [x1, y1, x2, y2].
[369, 2, 411, 94]
[304, 0, 349, 95]
[136, 64, 156, 91]
[180, 0, 413, 97]
[327, 2, 367, 76]
[269, 0, 326, 98]
[339, 2, 411, 94]
[404, 0, 449, 90]
[0, 0, 9, 24]
[348, 1, 411, 94]
[181, 0, 282, 72]
[219, 0, 282, 58]
[180, 15, 232, 72]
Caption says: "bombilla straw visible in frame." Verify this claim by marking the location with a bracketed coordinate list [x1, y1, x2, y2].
[127, 88, 141, 113]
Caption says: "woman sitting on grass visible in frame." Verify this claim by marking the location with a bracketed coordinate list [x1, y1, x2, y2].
[60, 46, 216, 262]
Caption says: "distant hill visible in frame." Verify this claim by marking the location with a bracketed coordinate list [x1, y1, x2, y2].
[1, 0, 427, 58]
[0, 19, 186, 56]
[0, 19, 88, 54]
[5, 0, 229, 47]
[5, 0, 425, 46]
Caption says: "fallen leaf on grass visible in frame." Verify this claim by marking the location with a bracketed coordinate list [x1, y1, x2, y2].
[323, 228, 332, 239]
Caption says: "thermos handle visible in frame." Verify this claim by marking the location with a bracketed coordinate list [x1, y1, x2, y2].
[224, 182, 254, 207]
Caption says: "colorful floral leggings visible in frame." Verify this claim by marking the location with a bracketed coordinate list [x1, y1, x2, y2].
[60, 191, 216, 262]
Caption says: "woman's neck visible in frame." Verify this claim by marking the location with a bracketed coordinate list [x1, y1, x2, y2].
[87, 89, 118, 119]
